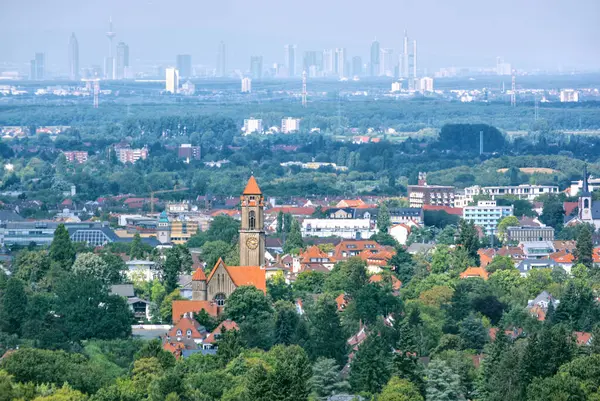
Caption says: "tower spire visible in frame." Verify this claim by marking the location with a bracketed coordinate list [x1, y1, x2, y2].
[583, 164, 589, 194]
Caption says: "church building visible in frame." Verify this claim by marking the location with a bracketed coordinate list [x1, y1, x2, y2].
[172, 176, 267, 322]
[566, 165, 600, 229]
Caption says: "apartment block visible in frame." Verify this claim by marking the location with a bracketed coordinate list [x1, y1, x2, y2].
[463, 200, 514, 235]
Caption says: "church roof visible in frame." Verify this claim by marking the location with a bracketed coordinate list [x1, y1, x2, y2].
[243, 176, 262, 195]
[159, 211, 169, 223]
[192, 267, 207, 281]
[207, 258, 267, 292]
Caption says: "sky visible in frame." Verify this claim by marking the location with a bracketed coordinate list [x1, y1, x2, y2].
[1, 0, 599, 74]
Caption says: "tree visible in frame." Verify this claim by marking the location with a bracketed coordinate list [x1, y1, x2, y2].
[0, 278, 28, 335]
[526, 375, 585, 401]
[349, 332, 393, 394]
[225, 286, 272, 322]
[485, 255, 515, 273]
[309, 358, 350, 400]
[269, 345, 312, 401]
[284, 219, 304, 253]
[162, 247, 185, 294]
[458, 314, 488, 352]
[379, 377, 424, 401]
[377, 203, 392, 233]
[32, 384, 88, 401]
[425, 359, 465, 401]
[306, 295, 347, 365]
[129, 233, 145, 260]
[574, 224, 593, 268]
[49, 224, 75, 270]
[293, 271, 326, 294]
[284, 213, 293, 234]
[274, 301, 300, 345]
[540, 196, 565, 229]
[267, 271, 292, 302]
[276, 211, 284, 234]
[389, 246, 414, 284]
[393, 319, 423, 391]
[72, 252, 120, 285]
[457, 220, 479, 265]
[201, 240, 232, 272]
[497, 215, 520, 238]
[216, 328, 243, 365]
[14, 250, 50, 284]
[431, 245, 451, 274]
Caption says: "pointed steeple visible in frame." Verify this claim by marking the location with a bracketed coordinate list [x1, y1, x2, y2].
[582, 164, 589, 195]
[243, 176, 262, 195]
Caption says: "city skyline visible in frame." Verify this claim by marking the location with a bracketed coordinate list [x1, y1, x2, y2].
[1, 0, 599, 75]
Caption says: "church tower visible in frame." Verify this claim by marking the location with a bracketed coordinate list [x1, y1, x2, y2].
[579, 164, 592, 222]
[239, 176, 265, 266]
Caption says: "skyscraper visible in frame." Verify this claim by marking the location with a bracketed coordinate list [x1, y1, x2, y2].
[68, 33, 79, 80]
[284, 44, 296, 77]
[165, 67, 179, 93]
[115, 42, 129, 79]
[322, 49, 334, 75]
[104, 57, 114, 79]
[33, 53, 45, 80]
[370, 40, 380, 77]
[334, 48, 346, 78]
[217, 41, 226, 77]
[176, 54, 192, 78]
[380, 48, 394, 77]
[352, 56, 363, 77]
[402, 30, 409, 78]
[250, 56, 263, 79]
[241, 77, 252, 93]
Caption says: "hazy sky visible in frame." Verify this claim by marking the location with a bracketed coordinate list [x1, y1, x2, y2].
[1, 0, 599, 73]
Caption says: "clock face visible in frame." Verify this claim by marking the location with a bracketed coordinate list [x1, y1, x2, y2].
[246, 237, 259, 250]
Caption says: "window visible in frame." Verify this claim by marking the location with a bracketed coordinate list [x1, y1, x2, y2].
[249, 211, 256, 230]
[186, 329, 192, 338]
[176, 329, 182, 336]
[584, 199, 590, 209]
[215, 293, 226, 306]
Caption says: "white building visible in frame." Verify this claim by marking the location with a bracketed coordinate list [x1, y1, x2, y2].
[560, 89, 579, 103]
[241, 77, 252, 93]
[454, 184, 560, 207]
[301, 218, 376, 240]
[180, 80, 195, 95]
[123, 260, 158, 282]
[391, 81, 402, 92]
[165, 67, 179, 94]
[569, 176, 600, 196]
[418, 77, 434, 93]
[281, 117, 301, 133]
[243, 118, 263, 135]
[463, 200, 514, 235]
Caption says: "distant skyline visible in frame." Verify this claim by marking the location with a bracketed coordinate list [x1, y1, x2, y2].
[1, 0, 599, 73]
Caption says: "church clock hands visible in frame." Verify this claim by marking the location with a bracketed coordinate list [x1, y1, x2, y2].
[246, 236, 259, 250]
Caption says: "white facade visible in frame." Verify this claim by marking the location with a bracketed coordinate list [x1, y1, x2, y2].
[391, 82, 402, 92]
[301, 218, 376, 240]
[418, 77, 434, 93]
[243, 118, 263, 134]
[570, 177, 600, 196]
[123, 260, 158, 282]
[241, 77, 252, 93]
[165, 67, 179, 94]
[560, 89, 579, 103]
[463, 200, 514, 235]
[281, 117, 301, 133]
[455, 184, 559, 207]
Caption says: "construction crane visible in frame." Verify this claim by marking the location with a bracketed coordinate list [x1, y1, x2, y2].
[150, 186, 189, 214]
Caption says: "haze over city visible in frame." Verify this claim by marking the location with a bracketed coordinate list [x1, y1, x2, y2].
[2, 0, 599, 73]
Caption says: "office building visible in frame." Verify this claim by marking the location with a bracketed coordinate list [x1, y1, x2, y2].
[507, 226, 555, 242]
[560, 89, 579, 103]
[217, 41, 226, 77]
[418, 77, 434, 93]
[454, 184, 559, 207]
[496, 57, 512, 76]
[370, 40, 380, 77]
[391, 81, 402, 92]
[402, 30, 409, 78]
[352, 56, 363, 77]
[380, 48, 394, 77]
[241, 77, 252, 93]
[284, 44, 297, 77]
[104, 56, 114, 79]
[243, 118, 263, 134]
[322, 49, 334, 75]
[250, 56, 263, 79]
[30, 52, 45, 80]
[334, 48, 346, 78]
[176, 54, 192, 78]
[115, 42, 129, 79]
[301, 219, 376, 240]
[178, 144, 201, 163]
[281, 117, 301, 133]
[68, 33, 79, 80]
[408, 173, 455, 208]
[63, 151, 88, 164]
[115, 146, 149, 164]
[463, 200, 514, 235]
[303, 51, 319, 73]
[165, 67, 179, 94]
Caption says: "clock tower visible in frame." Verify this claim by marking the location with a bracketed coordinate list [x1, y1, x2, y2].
[239, 176, 265, 267]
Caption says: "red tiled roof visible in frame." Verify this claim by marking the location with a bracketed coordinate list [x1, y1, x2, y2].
[563, 202, 578, 217]
[573, 331, 592, 346]
[210, 209, 239, 217]
[162, 342, 185, 359]
[266, 207, 316, 216]
[335, 199, 367, 208]
[334, 240, 384, 260]
[243, 176, 262, 195]
[336, 293, 348, 311]
[359, 249, 395, 266]
[167, 316, 204, 339]
[369, 274, 402, 290]
[300, 246, 334, 264]
[550, 251, 575, 264]
[192, 267, 207, 281]
[423, 205, 463, 215]
[460, 267, 490, 280]
[206, 258, 267, 293]
[203, 319, 239, 344]
[172, 300, 219, 323]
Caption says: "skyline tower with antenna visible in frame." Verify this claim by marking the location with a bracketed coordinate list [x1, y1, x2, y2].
[106, 17, 116, 57]
[104, 17, 116, 79]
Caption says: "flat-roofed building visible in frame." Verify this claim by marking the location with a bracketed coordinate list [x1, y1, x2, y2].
[507, 226, 555, 242]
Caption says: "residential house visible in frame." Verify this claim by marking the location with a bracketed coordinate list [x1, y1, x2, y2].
[517, 258, 559, 276]
[405, 242, 435, 256]
[389, 208, 423, 225]
[201, 320, 239, 350]
[333, 240, 383, 260]
[459, 267, 490, 280]
[519, 241, 556, 259]
[527, 291, 559, 321]
[550, 251, 575, 274]
[359, 249, 395, 274]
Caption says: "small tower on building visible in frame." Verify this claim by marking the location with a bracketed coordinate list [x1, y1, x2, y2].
[579, 164, 592, 222]
[191, 267, 207, 301]
[239, 176, 265, 266]
[157, 211, 171, 244]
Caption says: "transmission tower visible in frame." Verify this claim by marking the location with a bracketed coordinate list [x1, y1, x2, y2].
[301, 70, 307, 107]
[534, 96, 539, 121]
[510, 70, 516, 107]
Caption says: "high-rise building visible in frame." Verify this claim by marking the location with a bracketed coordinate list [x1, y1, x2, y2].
[322, 49, 334, 75]
[176, 54, 192, 78]
[250, 56, 263, 79]
[241, 77, 252, 93]
[418, 77, 434, 93]
[380, 48, 394, 77]
[334, 48, 346, 78]
[33, 53, 45, 80]
[370, 40, 380, 76]
[178, 144, 201, 163]
[104, 57, 114, 79]
[68, 33, 79, 80]
[30, 60, 36, 80]
[303, 51, 320, 73]
[217, 41, 226, 77]
[402, 30, 409, 78]
[284, 44, 297, 77]
[165, 67, 179, 94]
[352, 56, 363, 77]
[281, 117, 301, 133]
[243, 118, 263, 135]
[560, 89, 579, 103]
[115, 42, 129, 79]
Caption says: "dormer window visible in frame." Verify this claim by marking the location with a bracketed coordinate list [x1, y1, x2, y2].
[186, 329, 192, 338]
[176, 329, 182, 336]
